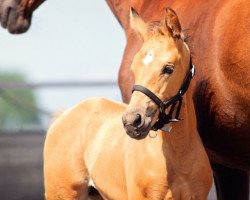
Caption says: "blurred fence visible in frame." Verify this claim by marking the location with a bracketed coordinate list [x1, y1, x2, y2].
[0, 133, 45, 200]
[0, 80, 120, 133]
[0, 80, 119, 200]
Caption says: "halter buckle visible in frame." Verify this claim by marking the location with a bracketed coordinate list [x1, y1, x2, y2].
[161, 125, 172, 133]
[168, 118, 181, 122]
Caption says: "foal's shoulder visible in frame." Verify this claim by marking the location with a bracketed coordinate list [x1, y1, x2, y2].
[49, 98, 126, 132]
[64, 97, 127, 118]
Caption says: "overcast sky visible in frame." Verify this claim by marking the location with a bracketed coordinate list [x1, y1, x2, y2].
[0, 0, 125, 119]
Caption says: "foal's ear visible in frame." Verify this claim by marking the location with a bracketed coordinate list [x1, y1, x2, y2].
[165, 8, 183, 39]
[130, 7, 148, 41]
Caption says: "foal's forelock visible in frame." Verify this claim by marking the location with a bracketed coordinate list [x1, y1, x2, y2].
[146, 21, 165, 37]
[147, 23, 187, 44]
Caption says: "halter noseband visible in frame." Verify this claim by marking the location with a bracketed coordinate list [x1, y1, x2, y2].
[132, 58, 195, 132]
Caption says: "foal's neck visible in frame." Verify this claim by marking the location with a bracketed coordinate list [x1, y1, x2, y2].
[160, 89, 197, 154]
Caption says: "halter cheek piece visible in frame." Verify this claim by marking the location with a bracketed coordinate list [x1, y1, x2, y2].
[132, 58, 195, 132]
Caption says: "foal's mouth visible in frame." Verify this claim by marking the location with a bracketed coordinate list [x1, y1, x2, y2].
[122, 108, 158, 140]
[124, 122, 152, 139]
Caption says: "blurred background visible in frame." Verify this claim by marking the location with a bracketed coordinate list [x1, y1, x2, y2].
[0, 0, 217, 199]
[0, 0, 125, 131]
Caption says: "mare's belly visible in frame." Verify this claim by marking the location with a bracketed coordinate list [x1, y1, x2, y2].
[193, 80, 250, 170]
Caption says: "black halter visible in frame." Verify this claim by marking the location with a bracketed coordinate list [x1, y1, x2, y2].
[132, 58, 195, 132]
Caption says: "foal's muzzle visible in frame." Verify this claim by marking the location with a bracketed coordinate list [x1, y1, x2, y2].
[122, 110, 152, 139]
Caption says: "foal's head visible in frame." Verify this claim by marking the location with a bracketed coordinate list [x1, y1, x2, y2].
[122, 8, 191, 139]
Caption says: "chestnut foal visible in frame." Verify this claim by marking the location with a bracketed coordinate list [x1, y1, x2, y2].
[44, 8, 212, 200]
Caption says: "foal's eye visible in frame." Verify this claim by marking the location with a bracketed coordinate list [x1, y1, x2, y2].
[162, 64, 174, 75]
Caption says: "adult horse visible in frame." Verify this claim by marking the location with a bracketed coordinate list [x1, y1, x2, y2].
[106, 0, 250, 199]
[44, 8, 212, 199]
[0, 0, 45, 33]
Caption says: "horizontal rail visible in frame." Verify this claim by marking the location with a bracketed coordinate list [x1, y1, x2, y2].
[0, 80, 117, 89]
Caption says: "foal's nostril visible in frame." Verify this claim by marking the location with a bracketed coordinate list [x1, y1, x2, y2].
[122, 115, 127, 126]
[122, 111, 145, 129]
[133, 113, 142, 127]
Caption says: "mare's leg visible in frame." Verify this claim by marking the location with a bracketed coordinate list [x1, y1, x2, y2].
[212, 163, 249, 200]
[118, 32, 142, 103]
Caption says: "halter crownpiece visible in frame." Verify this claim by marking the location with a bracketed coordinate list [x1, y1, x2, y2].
[132, 58, 195, 132]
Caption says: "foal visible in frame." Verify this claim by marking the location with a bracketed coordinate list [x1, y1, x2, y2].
[44, 8, 212, 200]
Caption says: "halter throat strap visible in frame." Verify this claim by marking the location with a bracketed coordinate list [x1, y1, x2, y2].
[132, 58, 195, 132]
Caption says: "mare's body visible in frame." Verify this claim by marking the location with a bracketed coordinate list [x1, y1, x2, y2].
[106, 0, 250, 199]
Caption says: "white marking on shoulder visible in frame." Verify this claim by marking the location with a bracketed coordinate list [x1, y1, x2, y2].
[84, 132, 106, 174]
[143, 49, 154, 66]
[88, 178, 96, 188]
